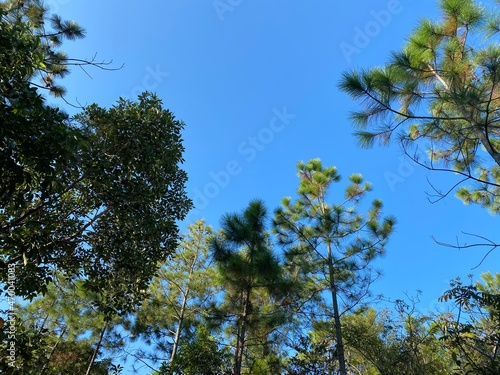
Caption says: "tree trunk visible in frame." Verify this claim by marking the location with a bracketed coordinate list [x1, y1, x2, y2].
[170, 248, 200, 365]
[327, 243, 347, 375]
[170, 284, 190, 365]
[85, 324, 106, 375]
[234, 319, 243, 375]
[234, 287, 251, 375]
[39, 326, 67, 375]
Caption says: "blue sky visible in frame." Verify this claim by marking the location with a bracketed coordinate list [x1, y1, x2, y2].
[49, 0, 499, 340]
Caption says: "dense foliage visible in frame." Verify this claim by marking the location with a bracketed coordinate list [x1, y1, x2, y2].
[2, 0, 500, 374]
[5, 218, 500, 374]
[340, 0, 500, 213]
[0, 0, 191, 313]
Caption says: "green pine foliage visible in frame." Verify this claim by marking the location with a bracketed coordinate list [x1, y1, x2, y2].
[0, 0, 86, 97]
[274, 158, 396, 375]
[0, 273, 124, 374]
[210, 200, 290, 375]
[126, 220, 221, 370]
[339, 0, 500, 214]
[3, 0, 500, 374]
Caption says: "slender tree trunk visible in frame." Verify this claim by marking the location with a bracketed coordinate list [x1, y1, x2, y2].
[39, 326, 67, 375]
[327, 243, 347, 375]
[170, 249, 199, 365]
[170, 284, 190, 365]
[234, 317, 243, 375]
[85, 324, 106, 375]
[234, 286, 251, 375]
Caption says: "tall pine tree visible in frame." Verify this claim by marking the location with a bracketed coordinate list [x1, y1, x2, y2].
[210, 200, 288, 375]
[127, 220, 220, 371]
[339, 0, 500, 213]
[273, 159, 395, 375]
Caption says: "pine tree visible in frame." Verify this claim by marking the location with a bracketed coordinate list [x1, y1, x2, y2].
[0, 273, 124, 374]
[127, 220, 220, 371]
[273, 159, 395, 375]
[339, 0, 500, 213]
[210, 200, 288, 375]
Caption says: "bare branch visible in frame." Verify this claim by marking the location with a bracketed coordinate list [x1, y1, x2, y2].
[431, 232, 500, 269]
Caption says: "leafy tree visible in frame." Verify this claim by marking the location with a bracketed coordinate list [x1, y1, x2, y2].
[438, 274, 500, 374]
[273, 159, 395, 375]
[2, 91, 191, 314]
[127, 220, 220, 371]
[75, 93, 191, 315]
[0, 0, 191, 312]
[0, 0, 85, 296]
[339, 0, 500, 214]
[210, 200, 289, 375]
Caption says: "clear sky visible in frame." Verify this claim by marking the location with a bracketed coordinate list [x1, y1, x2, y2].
[48, 0, 499, 333]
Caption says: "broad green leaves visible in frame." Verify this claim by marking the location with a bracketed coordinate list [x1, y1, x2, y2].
[0, 1, 191, 315]
[437, 274, 500, 373]
[75, 93, 191, 315]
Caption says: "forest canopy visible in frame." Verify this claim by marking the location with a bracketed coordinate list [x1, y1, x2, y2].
[1, 0, 500, 374]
